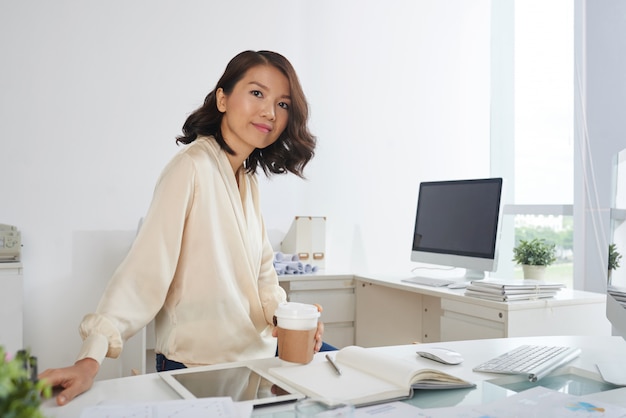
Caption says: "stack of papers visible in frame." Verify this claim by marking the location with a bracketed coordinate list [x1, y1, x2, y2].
[608, 285, 626, 307]
[79, 397, 251, 418]
[464, 279, 565, 302]
[353, 386, 626, 418]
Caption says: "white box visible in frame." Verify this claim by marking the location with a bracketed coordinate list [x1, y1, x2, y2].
[281, 216, 326, 268]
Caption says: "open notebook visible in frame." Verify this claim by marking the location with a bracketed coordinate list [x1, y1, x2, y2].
[268, 346, 475, 407]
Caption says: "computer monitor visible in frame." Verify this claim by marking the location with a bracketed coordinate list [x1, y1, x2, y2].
[607, 148, 626, 343]
[607, 147, 626, 342]
[606, 293, 626, 339]
[601, 291, 626, 384]
[596, 150, 626, 385]
[410, 177, 504, 280]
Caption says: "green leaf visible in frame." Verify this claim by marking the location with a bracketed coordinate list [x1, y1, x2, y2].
[512, 238, 557, 266]
[0, 347, 51, 418]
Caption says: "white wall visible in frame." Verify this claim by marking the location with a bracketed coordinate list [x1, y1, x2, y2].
[263, 1, 492, 273]
[0, 0, 491, 376]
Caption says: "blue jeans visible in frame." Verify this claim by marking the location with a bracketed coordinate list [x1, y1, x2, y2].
[156, 353, 186, 372]
[156, 342, 338, 372]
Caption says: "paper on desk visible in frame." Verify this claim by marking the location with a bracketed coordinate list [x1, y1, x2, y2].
[389, 386, 626, 418]
[475, 386, 626, 418]
[597, 362, 626, 386]
[354, 401, 422, 417]
[79, 396, 252, 418]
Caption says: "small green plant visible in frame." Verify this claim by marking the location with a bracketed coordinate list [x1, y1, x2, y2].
[512, 238, 557, 266]
[0, 347, 51, 418]
[609, 243, 622, 271]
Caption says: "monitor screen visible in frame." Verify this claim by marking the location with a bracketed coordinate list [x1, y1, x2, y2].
[607, 148, 626, 344]
[411, 177, 503, 279]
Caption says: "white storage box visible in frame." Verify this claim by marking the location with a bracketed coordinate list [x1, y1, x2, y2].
[281, 216, 326, 269]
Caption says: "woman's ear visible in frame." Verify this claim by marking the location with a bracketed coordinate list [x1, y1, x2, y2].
[216, 88, 227, 113]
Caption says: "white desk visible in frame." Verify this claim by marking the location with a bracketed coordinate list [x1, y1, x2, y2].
[122, 273, 610, 376]
[354, 273, 611, 346]
[278, 272, 610, 348]
[41, 335, 626, 417]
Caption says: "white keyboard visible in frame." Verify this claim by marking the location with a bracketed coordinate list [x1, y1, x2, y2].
[473, 345, 581, 382]
[401, 276, 456, 287]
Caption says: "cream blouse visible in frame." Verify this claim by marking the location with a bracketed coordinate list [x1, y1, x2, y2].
[77, 136, 286, 366]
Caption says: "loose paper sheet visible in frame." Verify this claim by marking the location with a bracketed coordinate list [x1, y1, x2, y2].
[79, 397, 251, 418]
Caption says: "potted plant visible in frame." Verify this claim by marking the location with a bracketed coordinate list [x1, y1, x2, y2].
[512, 238, 557, 280]
[0, 347, 51, 417]
[608, 243, 622, 282]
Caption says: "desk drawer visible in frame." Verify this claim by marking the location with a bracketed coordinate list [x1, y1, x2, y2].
[441, 313, 505, 341]
[441, 298, 507, 323]
[441, 298, 507, 341]
[286, 278, 355, 291]
[288, 290, 355, 323]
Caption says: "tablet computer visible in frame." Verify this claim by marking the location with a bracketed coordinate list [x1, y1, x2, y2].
[159, 363, 304, 407]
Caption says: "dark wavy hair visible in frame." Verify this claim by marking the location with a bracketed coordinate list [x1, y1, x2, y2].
[176, 50, 316, 178]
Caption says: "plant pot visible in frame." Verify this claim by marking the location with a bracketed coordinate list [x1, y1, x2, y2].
[522, 264, 546, 280]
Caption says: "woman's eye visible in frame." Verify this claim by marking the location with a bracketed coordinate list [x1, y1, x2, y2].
[251, 90, 263, 98]
[278, 102, 290, 110]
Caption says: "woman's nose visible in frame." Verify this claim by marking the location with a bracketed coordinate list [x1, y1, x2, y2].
[262, 104, 276, 121]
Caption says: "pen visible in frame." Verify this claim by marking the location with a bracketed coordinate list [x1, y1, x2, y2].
[325, 354, 342, 376]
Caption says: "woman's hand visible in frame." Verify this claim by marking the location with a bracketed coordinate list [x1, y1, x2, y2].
[38, 358, 99, 406]
[313, 303, 324, 352]
[314, 320, 325, 352]
[272, 303, 325, 352]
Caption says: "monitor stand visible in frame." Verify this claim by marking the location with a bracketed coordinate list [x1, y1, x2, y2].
[464, 269, 486, 281]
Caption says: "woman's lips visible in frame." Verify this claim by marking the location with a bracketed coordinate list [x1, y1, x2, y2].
[253, 123, 272, 133]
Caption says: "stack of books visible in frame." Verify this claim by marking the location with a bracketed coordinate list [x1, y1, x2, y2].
[464, 279, 566, 302]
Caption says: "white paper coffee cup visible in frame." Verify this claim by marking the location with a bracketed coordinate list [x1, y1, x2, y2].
[274, 302, 320, 330]
[274, 302, 320, 364]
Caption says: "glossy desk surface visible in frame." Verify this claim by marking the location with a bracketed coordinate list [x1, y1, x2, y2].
[41, 335, 626, 417]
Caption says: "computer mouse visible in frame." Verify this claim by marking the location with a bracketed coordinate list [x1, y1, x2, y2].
[447, 282, 468, 289]
[416, 347, 464, 365]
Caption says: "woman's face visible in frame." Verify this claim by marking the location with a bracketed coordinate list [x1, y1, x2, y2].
[217, 64, 291, 158]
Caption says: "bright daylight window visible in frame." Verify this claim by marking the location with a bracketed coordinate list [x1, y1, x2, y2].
[509, 0, 574, 287]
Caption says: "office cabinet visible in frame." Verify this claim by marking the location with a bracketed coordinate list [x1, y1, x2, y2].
[0, 263, 23, 354]
[440, 292, 610, 341]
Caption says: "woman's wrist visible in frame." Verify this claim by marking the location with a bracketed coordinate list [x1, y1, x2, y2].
[75, 357, 100, 377]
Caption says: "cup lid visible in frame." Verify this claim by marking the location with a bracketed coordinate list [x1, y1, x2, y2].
[274, 302, 320, 320]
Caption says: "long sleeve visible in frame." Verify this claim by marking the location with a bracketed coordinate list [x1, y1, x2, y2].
[77, 137, 286, 366]
[77, 148, 196, 363]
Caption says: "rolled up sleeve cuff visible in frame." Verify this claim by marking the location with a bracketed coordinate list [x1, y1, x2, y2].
[76, 334, 110, 365]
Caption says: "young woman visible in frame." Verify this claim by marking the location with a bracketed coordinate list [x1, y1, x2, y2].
[40, 50, 322, 405]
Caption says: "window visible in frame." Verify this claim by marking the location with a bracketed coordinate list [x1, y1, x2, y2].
[491, 0, 574, 286]
[514, 0, 573, 205]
